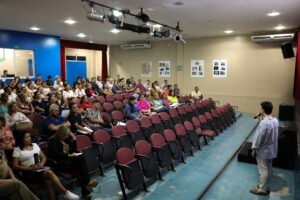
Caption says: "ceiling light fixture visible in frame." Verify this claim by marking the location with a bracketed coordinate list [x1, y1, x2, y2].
[173, 35, 186, 44]
[87, 8, 105, 23]
[64, 19, 76, 25]
[267, 11, 280, 17]
[30, 26, 40, 31]
[110, 28, 120, 34]
[112, 10, 122, 17]
[89, 41, 94, 43]
[77, 33, 87, 38]
[224, 30, 233, 34]
[274, 25, 285, 30]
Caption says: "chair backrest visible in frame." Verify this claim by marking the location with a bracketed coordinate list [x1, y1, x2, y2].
[208, 97, 213, 104]
[175, 124, 186, 136]
[103, 102, 114, 111]
[93, 130, 111, 143]
[28, 113, 44, 124]
[112, 126, 126, 137]
[199, 115, 208, 123]
[205, 112, 213, 120]
[178, 96, 185, 103]
[184, 104, 192, 112]
[150, 114, 161, 124]
[216, 108, 222, 115]
[169, 108, 179, 117]
[191, 103, 198, 111]
[99, 105, 103, 112]
[97, 96, 106, 104]
[164, 129, 176, 142]
[151, 133, 166, 147]
[88, 97, 95, 103]
[101, 112, 112, 123]
[123, 93, 131, 99]
[112, 110, 124, 122]
[211, 109, 218, 117]
[135, 140, 151, 155]
[126, 120, 140, 132]
[115, 94, 124, 101]
[123, 99, 129, 105]
[113, 100, 124, 108]
[25, 128, 39, 136]
[76, 135, 92, 151]
[116, 148, 136, 165]
[106, 94, 115, 102]
[140, 117, 152, 127]
[184, 95, 190, 102]
[192, 117, 201, 127]
[184, 121, 194, 131]
[159, 112, 170, 121]
[196, 101, 203, 108]
[178, 106, 186, 115]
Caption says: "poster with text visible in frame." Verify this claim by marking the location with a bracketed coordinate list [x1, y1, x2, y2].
[141, 61, 152, 77]
[212, 59, 227, 78]
[191, 60, 204, 77]
[158, 61, 171, 77]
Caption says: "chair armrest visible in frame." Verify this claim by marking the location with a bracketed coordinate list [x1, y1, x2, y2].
[152, 146, 165, 152]
[135, 154, 150, 160]
[114, 163, 132, 171]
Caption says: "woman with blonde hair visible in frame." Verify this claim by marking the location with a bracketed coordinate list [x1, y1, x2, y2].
[48, 126, 98, 199]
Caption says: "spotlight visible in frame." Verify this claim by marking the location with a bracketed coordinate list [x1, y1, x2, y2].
[87, 8, 105, 22]
[173, 35, 186, 44]
[116, 22, 150, 34]
[153, 30, 170, 38]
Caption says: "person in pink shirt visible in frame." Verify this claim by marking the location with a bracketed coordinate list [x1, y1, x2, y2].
[0, 114, 15, 150]
[136, 94, 151, 115]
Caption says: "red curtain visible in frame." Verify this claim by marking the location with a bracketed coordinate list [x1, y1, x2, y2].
[294, 28, 300, 100]
[60, 40, 108, 81]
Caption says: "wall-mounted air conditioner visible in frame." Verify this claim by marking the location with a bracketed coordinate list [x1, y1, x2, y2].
[120, 43, 151, 50]
[251, 33, 294, 42]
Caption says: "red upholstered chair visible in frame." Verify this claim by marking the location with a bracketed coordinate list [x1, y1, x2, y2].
[123, 99, 129, 106]
[115, 148, 147, 200]
[150, 133, 174, 170]
[97, 96, 106, 104]
[192, 117, 214, 145]
[123, 93, 131, 99]
[184, 104, 194, 120]
[178, 96, 185, 104]
[134, 140, 161, 180]
[113, 100, 124, 112]
[106, 94, 115, 102]
[205, 111, 222, 134]
[93, 130, 116, 176]
[140, 117, 155, 142]
[191, 103, 200, 117]
[174, 124, 194, 156]
[183, 121, 201, 151]
[111, 110, 125, 125]
[177, 106, 189, 122]
[126, 120, 145, 144]
[159, 112, 174, 130]
[88, 97, 95, 104]
[169, 108, 183, 125]
[163, 129, 184, 163]
[115, 94, 124, 101]
[103, 102, 114, 114]
[111, 126, 132, 149]
[150, 114, 165, 134]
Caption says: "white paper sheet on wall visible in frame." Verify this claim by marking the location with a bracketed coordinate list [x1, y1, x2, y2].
[158, 61, 171, 77]
[212, 59, 227, 78]
[191, 60, 204, 77]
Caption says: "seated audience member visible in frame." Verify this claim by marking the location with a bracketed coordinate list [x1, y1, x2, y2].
[2, 69, 8, 77]
[130, 77, 136, 87]
[137, 94, 151, 115]
[146, 94, 155, 108]
[43, 104, 71, 137]
[0, 93, 9, 116]
[32, 91, 47, 114]
[20, 87, 33, 102]
[125, 83, 135, 93]
[112, 81, 122, 94]
[27, 83, 37, 95]
[115, 74, 121, 83]
[14, 82, 23, 94]
[96, 76, 103, 89]
[0, 150, 39, 200]
[37, 87, 46, 99]
[161, 93, 172, 107]
[63, 84, 76, 100]
[118, 78, 126, 90]
[161, 80, 168, 91]
[132, 88, 141, 100]
[53, 76, 63, 91]
[102, 83, 113, 96]
[191, 86, 203, 101]
[85, 100, 112, 133]
[136, 79, 146, 91]
[34, 79, 42, 88]
[91, 77, 102, 95]
[150, 82, 158, 95]
[79, 96, 92, 113]
[45, 95, 62, 117]
[67, 103, 93, 135]
[5, 103, 31, 129]
[35, 74, 43, 86]
[155, 81, 161, 92]
[152, 93, 167, 112]
[5, 87, 17, 103]
[125, 97, 143, 122]
[75, 83, 86, 98]
[12, 130, 79, 200]
[41, 81, 51, 97]
[0, 115, 15, 150]
[17, 94, 34, 116]
[107, 79, 113, 89]
[46, 75, 53, 87]
[143, 80, 151, 95]
[48, 126, 98, 199]
[168, 90, 179, 104]
[161, 85, 169, 97]
[0, 82, 8, 95]
[85, 83, 97, 98]
[55, 91, 66, 108]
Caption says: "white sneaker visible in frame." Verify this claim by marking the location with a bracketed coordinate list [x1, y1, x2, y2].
[64, 190, 79, 200]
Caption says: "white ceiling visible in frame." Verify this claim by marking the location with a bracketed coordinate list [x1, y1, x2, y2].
[0, 0, 299, 45]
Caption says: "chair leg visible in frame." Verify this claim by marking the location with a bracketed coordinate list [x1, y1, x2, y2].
[203, 136, 208, 145]
[181, 156, 186, 164]
[158, 171, 164, 181]
[170, 164, 176, 172]
[142, 182, 150, 192]
[115, 168, 127, 200]
[99, 164, 105, 177]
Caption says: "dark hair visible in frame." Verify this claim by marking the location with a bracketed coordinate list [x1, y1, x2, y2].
[4, 86, 12, 93]
[13, 130, 32, 150]
[80, 95, 87, 104]
[69, 102, 77, 112]
[261, 101, 273, 115]
[169, 90, 175, 97]
[0, 114, 6, 127]
[138, 94, 144, 101]
[47, 75, 52, 79]
[128, 96, 136, 112]
[33, 91, 39, 99]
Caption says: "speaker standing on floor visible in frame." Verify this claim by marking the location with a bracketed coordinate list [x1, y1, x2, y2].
[278, 104, 295, 121]
[281, 42, 294, 59]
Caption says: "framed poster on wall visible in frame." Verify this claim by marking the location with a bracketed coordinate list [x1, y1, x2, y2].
[158, 61, 170, 77]
[191, 60, 204, 77]
[213, 59, 227, 78]
[141, 61, 152, 77]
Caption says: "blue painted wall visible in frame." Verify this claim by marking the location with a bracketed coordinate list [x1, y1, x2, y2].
[0, 30, 61, 80]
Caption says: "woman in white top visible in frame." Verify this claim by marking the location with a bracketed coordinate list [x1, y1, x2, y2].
[63, 84, 76, 100]
[5, 102, 31, 128]
[54, 77, 64, 91]
[12, 130, 79, 200]
[5, 87, 17, 103]
[74, 83, 86, 98]
[41, 81, 51, 96]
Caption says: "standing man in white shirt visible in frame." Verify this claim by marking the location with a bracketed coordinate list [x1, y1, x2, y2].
[250, 101, 279, 196]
